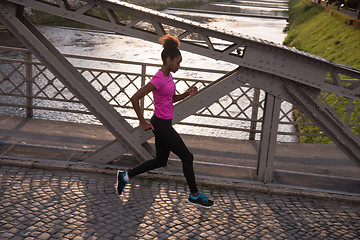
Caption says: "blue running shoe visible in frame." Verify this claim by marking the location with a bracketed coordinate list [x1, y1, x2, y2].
[188, 193, 214, 208]
[116, 171, 129, 196]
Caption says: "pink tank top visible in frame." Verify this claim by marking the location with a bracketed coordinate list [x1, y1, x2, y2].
[150, 70, 176, 119]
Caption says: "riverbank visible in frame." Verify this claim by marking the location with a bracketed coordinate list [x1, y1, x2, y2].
[284, 0, 360, 144]
[284, 0, 360, 68]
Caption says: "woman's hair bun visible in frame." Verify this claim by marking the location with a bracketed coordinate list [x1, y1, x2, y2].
[159, 34, 180, 49]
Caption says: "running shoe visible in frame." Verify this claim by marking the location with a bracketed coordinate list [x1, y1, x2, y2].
[116, 171, 128, 196]
[188, 193, 214, 208]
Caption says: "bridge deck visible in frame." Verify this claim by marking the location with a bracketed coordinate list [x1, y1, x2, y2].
[1, 114, 359, 195]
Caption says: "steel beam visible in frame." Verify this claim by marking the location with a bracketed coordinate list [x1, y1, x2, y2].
[257, 93, 281, 183]
[3, 0, 360, 101]
[0, 1, 153, 162]
[285, 82, 360, 165]
[238, 68, 360, 166]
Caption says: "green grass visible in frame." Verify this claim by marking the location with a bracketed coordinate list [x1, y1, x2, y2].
[284, 0, 360, 143]
[284, 0, 360, 68]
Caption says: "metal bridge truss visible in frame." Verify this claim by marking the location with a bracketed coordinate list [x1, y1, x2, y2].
[0, 0, 359, 182]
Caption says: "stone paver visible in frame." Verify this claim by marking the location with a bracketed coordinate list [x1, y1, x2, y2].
[0, 165, 359, 239]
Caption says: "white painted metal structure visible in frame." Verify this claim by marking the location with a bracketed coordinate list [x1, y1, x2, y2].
[0, 0, 359, 182]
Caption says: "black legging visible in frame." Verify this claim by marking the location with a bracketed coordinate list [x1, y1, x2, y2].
[128, 115, 198, 194]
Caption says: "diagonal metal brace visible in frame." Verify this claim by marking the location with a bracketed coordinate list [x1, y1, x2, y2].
[0, 2, 153, 162]
[285, 82, 360, 166]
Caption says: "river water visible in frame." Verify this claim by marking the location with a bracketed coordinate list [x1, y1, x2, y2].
[1, 1, 296, 142]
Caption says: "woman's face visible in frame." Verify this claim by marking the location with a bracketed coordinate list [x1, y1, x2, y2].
[168, 55, 182, 73]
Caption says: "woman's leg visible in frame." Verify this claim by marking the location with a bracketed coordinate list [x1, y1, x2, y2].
[128, 116, 198, 194]
[118, 117, 212, 206]
[162, 126, 198, 194]
[128, 136, 170, 178]
[128, 116, 170, 179]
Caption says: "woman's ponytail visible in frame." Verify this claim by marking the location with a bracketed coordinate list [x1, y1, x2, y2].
[159, 34, 181, 64]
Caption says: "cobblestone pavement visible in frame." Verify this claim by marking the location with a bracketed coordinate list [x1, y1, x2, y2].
[1, 165, 359, 240]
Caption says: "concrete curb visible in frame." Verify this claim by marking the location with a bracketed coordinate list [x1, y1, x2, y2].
[1, 157, 359, 204]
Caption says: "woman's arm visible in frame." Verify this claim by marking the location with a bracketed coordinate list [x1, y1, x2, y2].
[173, 86, 198, 103]
[130, 82, 156, 131]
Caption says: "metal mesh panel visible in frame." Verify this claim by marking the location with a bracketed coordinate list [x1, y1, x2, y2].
[1, 46, 359, 140]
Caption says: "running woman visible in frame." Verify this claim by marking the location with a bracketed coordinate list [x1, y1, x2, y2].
[116, 34, 214, 208]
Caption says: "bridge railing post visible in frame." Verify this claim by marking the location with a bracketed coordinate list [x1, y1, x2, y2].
[257, 93, 281, 183]
[249, 87, 261, 140]
[25, 50, 33, 118]
[140, 64, 146, 116]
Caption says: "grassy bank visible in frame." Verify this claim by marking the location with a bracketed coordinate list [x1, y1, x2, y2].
[284, 0, 360, 143]
[284, 0, 360, 68]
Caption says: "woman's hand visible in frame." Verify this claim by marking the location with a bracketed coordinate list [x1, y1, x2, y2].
[173, 86, 198, 103]
[141, 121, 154, 131]
[187, 86, 198, 96]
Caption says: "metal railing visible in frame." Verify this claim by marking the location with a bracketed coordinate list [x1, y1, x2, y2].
[0, 45, 359, 142]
